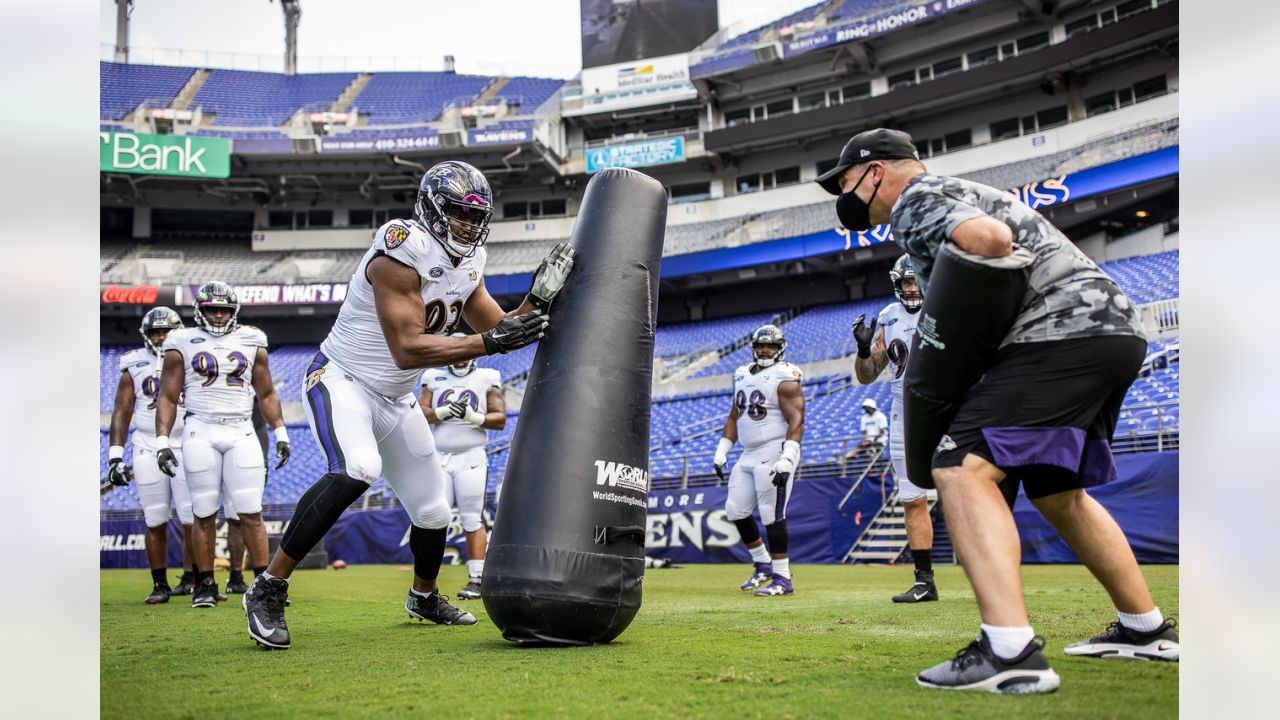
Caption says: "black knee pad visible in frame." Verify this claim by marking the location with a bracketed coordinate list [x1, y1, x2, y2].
[280, 473, 367, 561]
[765, 520, 788, 555]
[904, 242, 1034, 488]
[732, 517, 761, 545]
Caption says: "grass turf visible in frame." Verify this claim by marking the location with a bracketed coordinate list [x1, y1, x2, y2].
[101, 563, 1177, 719]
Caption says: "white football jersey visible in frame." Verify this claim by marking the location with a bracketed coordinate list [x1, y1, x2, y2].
[321, 219, 487, 398]
[162, 325, 268, 422]
[731, 361, 803, 450]
[421, 366, 502, 452]
[876, 301, 920, 430]
[118, 347, 184, 440]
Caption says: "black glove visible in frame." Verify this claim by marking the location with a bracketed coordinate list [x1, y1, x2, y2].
[713, 465, 726, 483]
[481, 311, 549, 355]
[156, 448, 178, 477]
[108, 458, 133, 487]
[851, 314, 878, 359]
[275, 440, 291, 470]
[448, 398, 470, 418]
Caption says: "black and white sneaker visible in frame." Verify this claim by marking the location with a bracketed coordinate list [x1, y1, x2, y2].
[918, 632, 1060, 694]
[1064, 619, 1178, 661]
[171, 574, 195, 596]
[893, 573, 939, 603]
[244, 576, 291, 650]
[145, 583, 171, 605]
[405, 590, 477, 625]
[225, 573, 249, 595]
[191, 578, 220, 609]
[457, 578, 482, 600]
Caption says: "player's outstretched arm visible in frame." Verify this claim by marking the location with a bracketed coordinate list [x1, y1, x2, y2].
[462, 243, 576, 332]
[369, 256, 490, 367]
[852, 320, 888, 384]
[249, 347, 291, 468]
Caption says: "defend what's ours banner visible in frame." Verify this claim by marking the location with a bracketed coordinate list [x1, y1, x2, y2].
[102, 454, 1178, 568]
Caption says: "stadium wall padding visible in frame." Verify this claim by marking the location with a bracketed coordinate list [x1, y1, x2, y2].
[101, 452, 1179, 568]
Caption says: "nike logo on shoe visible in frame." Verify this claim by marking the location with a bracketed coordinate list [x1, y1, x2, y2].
[913, 591, 929, 600]
[252, 616, 278, 639]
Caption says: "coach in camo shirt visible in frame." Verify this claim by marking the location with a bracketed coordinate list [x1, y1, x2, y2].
[817, 129, 1178, 694]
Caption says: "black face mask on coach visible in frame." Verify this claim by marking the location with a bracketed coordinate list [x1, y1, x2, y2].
[835, 165, 880, 232]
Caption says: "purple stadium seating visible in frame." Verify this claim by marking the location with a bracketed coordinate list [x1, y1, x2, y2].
[493, 77, 563, 114]
[100, 62, 195, 120]
[192, 69, 357, 126]
[351, 72, 494, 124]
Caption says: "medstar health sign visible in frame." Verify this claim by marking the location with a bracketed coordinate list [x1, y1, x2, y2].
[100, 132, 231, 178]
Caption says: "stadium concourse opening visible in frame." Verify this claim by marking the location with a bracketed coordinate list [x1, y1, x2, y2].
[100, 0, 1178, 711]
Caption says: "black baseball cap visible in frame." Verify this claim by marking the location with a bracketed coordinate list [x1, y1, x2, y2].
[815, 128, 920, 195]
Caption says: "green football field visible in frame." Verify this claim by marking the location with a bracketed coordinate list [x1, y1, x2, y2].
[101, 563, 1177, 719]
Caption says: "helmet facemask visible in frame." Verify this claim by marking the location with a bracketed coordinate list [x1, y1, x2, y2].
[193, 282, 240, 337]
[139, 307, 183, 356]
[448, 359, 476, 377]
[895, 277, 923, 313]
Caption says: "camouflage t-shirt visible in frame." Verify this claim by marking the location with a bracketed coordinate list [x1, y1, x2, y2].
[889, 173, 1146, 346]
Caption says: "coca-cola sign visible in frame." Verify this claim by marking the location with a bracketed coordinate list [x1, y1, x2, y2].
[101, 284, 160, 304]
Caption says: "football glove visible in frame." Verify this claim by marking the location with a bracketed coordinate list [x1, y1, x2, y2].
[157, 448, 178, 477]
[275, 440, 290, 470]
[482, 311, 548, 355]
[770, 440, 801, 487]
[529, 243, 576, 310]
[851, 314, 878, 359]
[107, 458, 133, 487]
[433, 403, 460, 422]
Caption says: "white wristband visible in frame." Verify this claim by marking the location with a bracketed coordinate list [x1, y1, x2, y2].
[109, 445, 125, 461]
[434, 405, 454, 422]
[155, 436, 170, 451]
[716, 437, 734, 458]
[781, 439, 801, 465]
[465, 408, 486, 427]
[273, 426, 289, 444]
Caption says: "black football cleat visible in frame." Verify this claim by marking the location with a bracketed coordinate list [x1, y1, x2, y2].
[191, 578, 220, 609]
[244, 575, 291, 650]
[226, 573, 249, 595]
[171, 573, 195, 596]
[893, 572, 939, 603]
[457, 579, 482, 600]
[145, 583, 171, 605]
[405, 591, 477, 625]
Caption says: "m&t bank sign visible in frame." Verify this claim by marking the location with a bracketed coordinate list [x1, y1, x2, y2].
[99, 132, 232, 178]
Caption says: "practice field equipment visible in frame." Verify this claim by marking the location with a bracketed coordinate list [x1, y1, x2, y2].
[903, 241, 1034, 488]
[482, 168, 667, 646]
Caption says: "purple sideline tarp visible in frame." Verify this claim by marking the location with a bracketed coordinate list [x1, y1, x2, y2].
[102, 453, 1178, 568]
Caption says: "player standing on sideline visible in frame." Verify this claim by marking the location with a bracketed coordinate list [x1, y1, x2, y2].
[107, 307, 193, 604]
[243, 160, 573, 649]
[155, 282, 291, 609]
[850, 255, 941, 603]
[818, 128, 1177, 693]
[712, 324, 805, 597]
[419, 341, 506, 599]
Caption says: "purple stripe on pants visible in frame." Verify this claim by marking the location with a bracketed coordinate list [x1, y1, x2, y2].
[980, 426, 1086, 472]
[304, 351, 341, 472]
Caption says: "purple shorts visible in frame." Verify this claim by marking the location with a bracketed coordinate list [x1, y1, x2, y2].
[932, 334, 1146, 499]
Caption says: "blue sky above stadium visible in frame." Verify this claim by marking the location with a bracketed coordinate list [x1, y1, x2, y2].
[99, 0, 802, 76]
